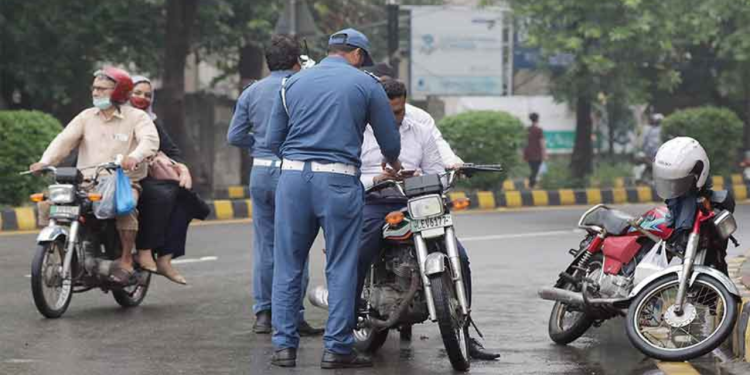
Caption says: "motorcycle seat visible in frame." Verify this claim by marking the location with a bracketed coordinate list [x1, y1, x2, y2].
[581, 207, 634, 235]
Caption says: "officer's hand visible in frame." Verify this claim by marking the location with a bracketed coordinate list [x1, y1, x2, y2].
[374, 168, 400, 184]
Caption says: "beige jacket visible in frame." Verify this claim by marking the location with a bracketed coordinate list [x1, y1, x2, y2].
[40, 106, 160, 181]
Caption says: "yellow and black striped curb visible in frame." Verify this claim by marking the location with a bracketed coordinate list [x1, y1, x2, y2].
[3, 183, 750, 232]
[215, 174, 746, 199]
[729, 251, 750, 362]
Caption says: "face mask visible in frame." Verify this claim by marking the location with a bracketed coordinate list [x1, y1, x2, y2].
[130, 96, 151, 110]
[93, 97, 112, 110]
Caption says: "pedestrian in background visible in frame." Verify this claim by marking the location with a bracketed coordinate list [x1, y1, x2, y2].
[523, 112, 546, 188]
[265, 28, 401, 369]
[227, 35, 323, 336]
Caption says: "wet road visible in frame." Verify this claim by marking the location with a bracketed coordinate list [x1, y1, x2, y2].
[1, 204, 748, 375]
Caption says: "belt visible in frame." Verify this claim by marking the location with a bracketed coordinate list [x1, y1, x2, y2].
[282, 159, 357, 176]
[253, 158, 281, 168]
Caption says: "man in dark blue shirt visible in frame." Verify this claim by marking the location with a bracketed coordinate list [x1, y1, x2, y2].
[266, 28, 402, 369]
[227, 35, 322, 337]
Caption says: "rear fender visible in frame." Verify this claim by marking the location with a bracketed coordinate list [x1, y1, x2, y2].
[626, 265, 741, 300]
[36, 226, 69, 244]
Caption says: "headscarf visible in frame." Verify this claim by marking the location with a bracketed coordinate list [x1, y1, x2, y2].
[131, 75, 157, 121]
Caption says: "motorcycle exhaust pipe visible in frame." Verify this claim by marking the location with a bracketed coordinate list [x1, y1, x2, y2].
[84, 257, 113, 278]
[308, 285, 329, 310]
[538, 286, 584, 306]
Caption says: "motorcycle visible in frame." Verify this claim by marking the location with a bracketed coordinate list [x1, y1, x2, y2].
[539, 191, 740, 361]
[23, 161, 151, 319]
[309, 164, 502, 371]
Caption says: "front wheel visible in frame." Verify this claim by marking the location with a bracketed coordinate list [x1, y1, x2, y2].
[625, 274, 738, 361]
[430, 272, 470, 372]
[113, 273, 151, 308]
[31, 240, 73, 319]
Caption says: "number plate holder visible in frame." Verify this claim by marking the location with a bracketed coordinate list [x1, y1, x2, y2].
[412, 214, 453, 233]
[50, 205, 80, 220]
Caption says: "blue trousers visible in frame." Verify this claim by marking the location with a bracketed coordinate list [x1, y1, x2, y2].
[272, 164, 364, 354]
[250, 165, 308, 323]
[356, 202, 472, 314]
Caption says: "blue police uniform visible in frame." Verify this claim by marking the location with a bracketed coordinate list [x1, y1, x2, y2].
[266, 32, 401, 355]
[227, 70, 311, 324]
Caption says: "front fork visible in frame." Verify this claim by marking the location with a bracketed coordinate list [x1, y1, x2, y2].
[673, 208, 712, 314]
[414, 227, 470, 322]
[61, 221, 80, 279]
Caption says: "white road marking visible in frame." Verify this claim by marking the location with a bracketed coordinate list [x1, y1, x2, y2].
[460, 229, 583, 242]
[172, 256, 218, 265]
[5, 359, 40, 364]
[24, 274, 31, 278]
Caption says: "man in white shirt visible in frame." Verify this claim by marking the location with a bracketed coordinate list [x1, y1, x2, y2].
[356, 79, 499, 360]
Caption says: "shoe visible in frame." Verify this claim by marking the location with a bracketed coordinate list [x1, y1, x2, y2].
[298, 320, 324, 336]
[320, 350, 373, 369]
[135, 250, 158, 273]
[253, 310, 272, 334]
[271, 348, 297, 368]
[469, 338, 500, 360]
[155, 258, 187, 285]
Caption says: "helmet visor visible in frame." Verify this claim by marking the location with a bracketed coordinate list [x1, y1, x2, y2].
[654, 175, 696, 200]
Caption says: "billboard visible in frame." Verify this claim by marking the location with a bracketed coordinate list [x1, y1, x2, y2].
[410, 7, 505, 98]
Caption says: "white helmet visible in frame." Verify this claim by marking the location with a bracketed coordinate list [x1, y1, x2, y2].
[653, 137, 710, 199]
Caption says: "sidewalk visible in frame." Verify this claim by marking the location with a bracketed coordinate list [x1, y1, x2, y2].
[728, 250, 750, 368]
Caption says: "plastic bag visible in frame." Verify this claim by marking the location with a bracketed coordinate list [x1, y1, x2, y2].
[93, 176, 117, 219]
[115, 167, 136, 216]
[633, 241, 669, 285]
[539, 161, 548, 176]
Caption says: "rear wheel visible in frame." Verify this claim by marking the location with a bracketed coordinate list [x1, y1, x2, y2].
[31, 240, 73, 319]
[430, 272, 470, 372]
[547, 256, 601, 345]
[113, 272, 151, 308]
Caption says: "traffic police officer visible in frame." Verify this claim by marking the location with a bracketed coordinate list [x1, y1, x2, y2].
[227, 35, 322, 336]
[266, 28, 402, 369]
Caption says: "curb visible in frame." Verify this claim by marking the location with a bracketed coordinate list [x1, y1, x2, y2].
[2, 183, 749, 233]
[730, 251, 750, 362]
[214, 174, 746, 199]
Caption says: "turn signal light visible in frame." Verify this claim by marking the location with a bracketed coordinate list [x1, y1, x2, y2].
[452, 197, 470, 211]
[30, 193, 45, 202]
[385, 211, 405, 226]
[88, 193, 103, 202]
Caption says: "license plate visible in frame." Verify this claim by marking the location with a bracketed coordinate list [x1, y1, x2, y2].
[50, 205, 79, 218]
[412, 214, 453, 232]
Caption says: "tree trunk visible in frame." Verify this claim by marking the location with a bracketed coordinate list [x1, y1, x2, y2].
[161, 0, 207, 192]
[237, 44, 265, 186]
[571, 95, 593, 181]
[607, 102, 615, 159]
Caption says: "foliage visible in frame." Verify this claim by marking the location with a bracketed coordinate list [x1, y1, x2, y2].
[539, 159, 585, 190]
[661, 107, 743, 175]
[0, 111, 62, 207]
[438, 111, 524, 190]
[588, 161, 633, 188]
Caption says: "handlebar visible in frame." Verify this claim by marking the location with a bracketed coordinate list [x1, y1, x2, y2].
[365, 163, 503, 195]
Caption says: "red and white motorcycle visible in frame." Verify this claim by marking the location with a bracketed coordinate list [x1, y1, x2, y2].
[539, 193, 740, 361]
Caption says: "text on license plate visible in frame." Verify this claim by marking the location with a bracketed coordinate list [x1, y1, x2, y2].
[50, 205, 80, 217]
[412, 215, 453, 232]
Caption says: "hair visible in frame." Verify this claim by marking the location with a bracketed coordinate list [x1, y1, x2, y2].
[382, 79, 407, 100]
[328, 44, 358, 55]
[265, 35, 301, 71]
[368, 63, 396, 79]
[529, 112, 539, 123]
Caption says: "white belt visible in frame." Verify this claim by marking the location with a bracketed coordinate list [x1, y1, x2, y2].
[253, 158, 281, 168]
[282, 159, 357, 176]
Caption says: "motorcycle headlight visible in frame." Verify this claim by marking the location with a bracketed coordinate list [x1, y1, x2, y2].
[408, 194, 444, 219]
[49, 184, 75, 204]
[713, 210, 737, 240]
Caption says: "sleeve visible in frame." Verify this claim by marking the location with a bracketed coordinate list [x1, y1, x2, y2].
[366, 83, 400, 162]
[39, 113, 85, 166]
[155, 121, 184, 163]
[266, 89, 290, 158]
[426, 116, 463, 166]
[129, 112, 160, 163]
[226, 88, 256, 150]
[359, 129, 381, 189]
[420, 131, 445, 176]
